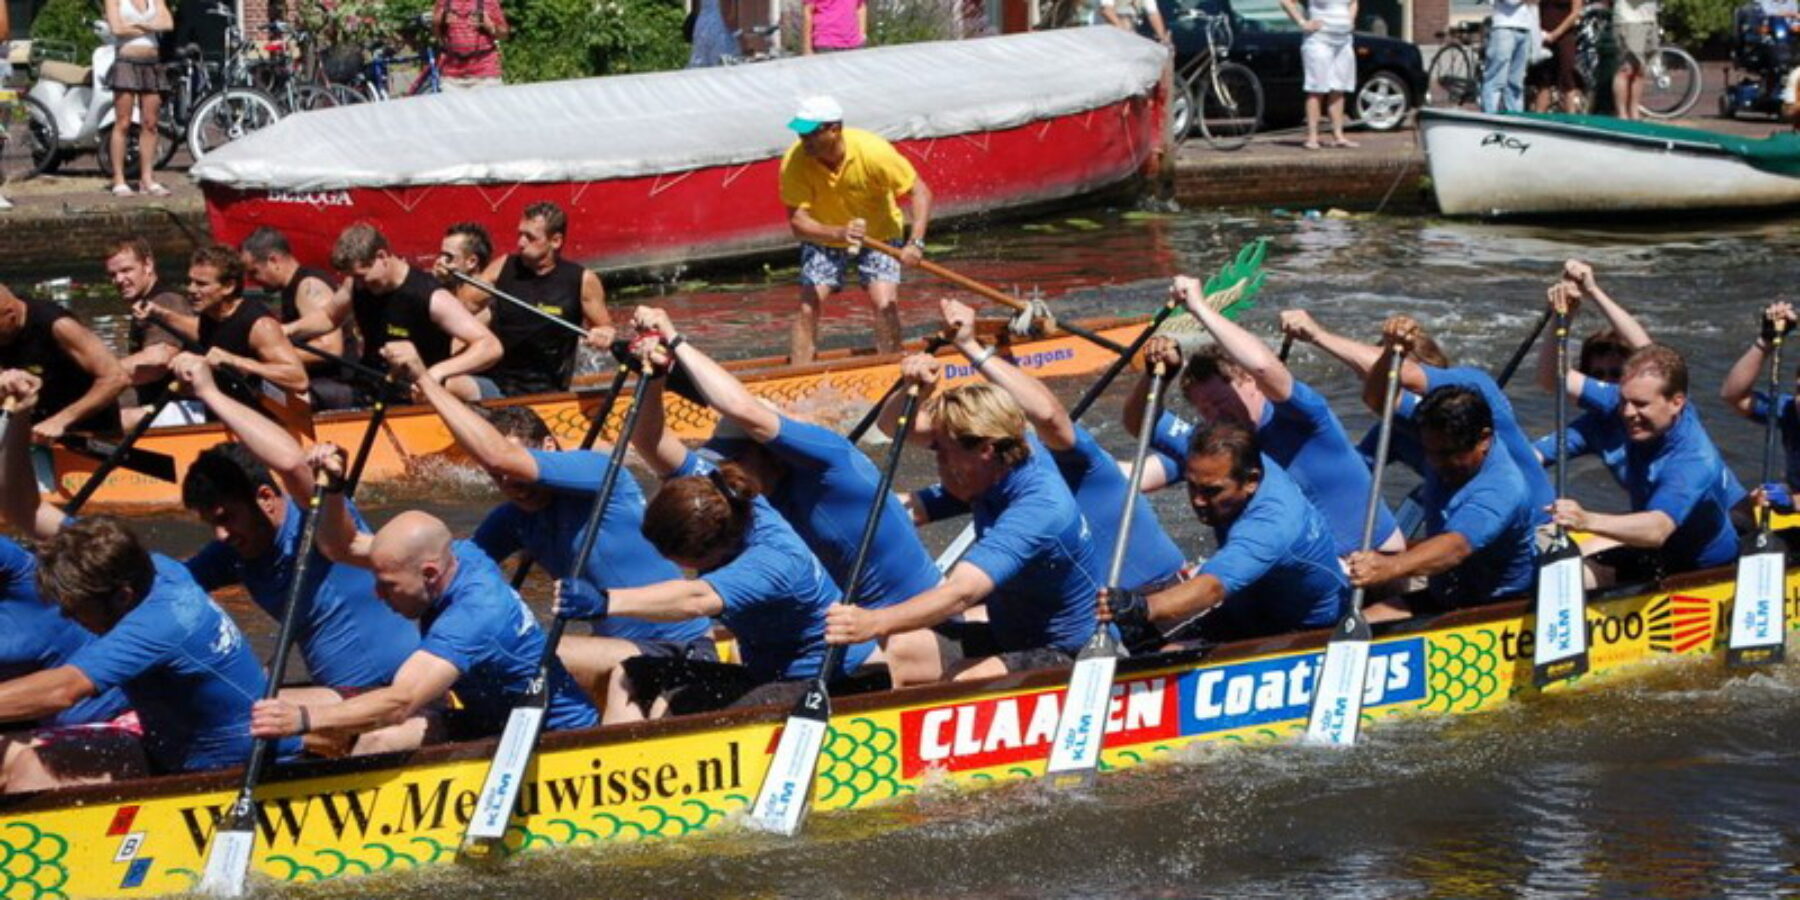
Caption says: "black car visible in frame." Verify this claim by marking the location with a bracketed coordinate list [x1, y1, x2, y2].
[1159, 0, 1427, 133]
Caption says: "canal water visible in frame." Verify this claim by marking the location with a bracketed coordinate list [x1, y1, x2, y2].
[19, 203, 1800, 898]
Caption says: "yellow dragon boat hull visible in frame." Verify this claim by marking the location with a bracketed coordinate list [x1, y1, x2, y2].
[0, 562, 1791, 898]
[43, 316, 1149, 514]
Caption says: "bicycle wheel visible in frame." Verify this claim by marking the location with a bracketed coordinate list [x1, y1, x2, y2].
[327, 83, 369, 106]
[0, 95, 60, 185]
[292, 84, 340, 112]
[1638, 46, 1702, 119]
[1426, 44, 1478, 108]
[1167, 67, 1197, 146]
[1197, 61, 1263, 151]
[187, 88, 284, 161]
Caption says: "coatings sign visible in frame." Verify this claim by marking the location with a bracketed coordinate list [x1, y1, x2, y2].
[1176, 639, 1428, 736]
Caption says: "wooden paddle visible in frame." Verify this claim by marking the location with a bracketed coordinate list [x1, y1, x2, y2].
[1728, 317, 1789, 667]
[508, 361, 633, 592]
[62, 383, 182, 517]
[1045, 359, 1170, 788]
[747, 384, 924, 836]
[460, 371, 655, 860]
[1304, 344, 1405, 747]
[862, 243, 1129, 355]
[1534, 309, 1589, 687]
[197, 471, 330, 897]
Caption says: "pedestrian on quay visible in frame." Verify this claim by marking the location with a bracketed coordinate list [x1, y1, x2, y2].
[1481, 0, 1539, 113]
[1528, 0, 1585, 112]
[434, 0, 508, 90]
[1280, 0, 1359, 148]
[803, 0, 867, 53]
[102, 0, 174, 196]
[1611, 0, 1657, 119]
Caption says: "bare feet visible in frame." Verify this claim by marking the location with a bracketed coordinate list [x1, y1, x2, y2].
[1302, 139, 1322, 151]
[1331, 137, 1359, 148]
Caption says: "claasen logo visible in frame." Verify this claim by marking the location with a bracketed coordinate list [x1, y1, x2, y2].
[900, 676, 1178, 777]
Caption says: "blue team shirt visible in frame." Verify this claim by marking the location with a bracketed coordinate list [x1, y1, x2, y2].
[1154, 379, 1400, 553]
[1746, 390, 1800, 485]
[756, 415, 941, 607]
[1199, 456, 1350, 634]
[675, 452, 875, 681]
[1357, 394, 1427, 475]
[472, 449, 711, 647]
[419, 543, 597, 734]
[66, 555, 292, 772]
[1577, 381, 1744, 572]
[1050, 426, 1185, 592]
[1414, 365, 1555, 525]
[1421, 443, 1538, 604]
[917, 444, 1105, 655]
[0, 537, 128, 726]
[186, 497, 417, 688]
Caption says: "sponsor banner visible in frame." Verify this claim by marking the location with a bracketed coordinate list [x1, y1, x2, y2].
[264, 189, 355, 208]
[900, 676, 1179, 777]
[1178, 638, 1427, 737]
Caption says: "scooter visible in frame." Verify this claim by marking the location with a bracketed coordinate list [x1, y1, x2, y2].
[27, 19, 177, 176]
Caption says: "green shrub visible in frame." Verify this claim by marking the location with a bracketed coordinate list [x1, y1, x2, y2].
[30, 0, 104, 63]
[504, 0, 688, 82]
[869, 0, 960, 46]
[1659, 0, 1738, 45]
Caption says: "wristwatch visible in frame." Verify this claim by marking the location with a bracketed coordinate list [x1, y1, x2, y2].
[908, 238, 926, 251]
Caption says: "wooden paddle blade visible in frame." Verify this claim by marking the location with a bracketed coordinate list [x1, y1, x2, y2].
[58, 436, 179, 482]
[1728, 530, 1788, 667]
[747, 680, 832, 836]
[197, 823, 256, 896]
[1305, 612, 1372, 747]
[1533, 537, 1590, 687]
[1044, 627, 1121, 787]
[460, 699, 547, 851]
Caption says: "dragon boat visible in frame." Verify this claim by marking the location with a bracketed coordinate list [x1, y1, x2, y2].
[39, 314, 1149, 513]
[0, 555, 1791, 898]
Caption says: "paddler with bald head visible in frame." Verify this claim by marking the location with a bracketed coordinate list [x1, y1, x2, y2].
[250, 447, 597, 749]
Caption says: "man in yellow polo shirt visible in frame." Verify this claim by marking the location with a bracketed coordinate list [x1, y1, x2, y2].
[779, 95, 934, 364]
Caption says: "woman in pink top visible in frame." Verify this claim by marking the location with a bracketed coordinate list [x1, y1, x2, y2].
[804, 0, 866, 53]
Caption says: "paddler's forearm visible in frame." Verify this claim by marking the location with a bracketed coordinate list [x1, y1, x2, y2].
[1376, 532, 1471, 581]
[305, 686, 420, 735]
[424, 374, 535, 480]
[193, 379, 311, 497]
[1122, 370, 1157, 438]
[1306, 325, 1384, 380]
[670, 340, 780, 442]
[1185, 287, 1292, 399]
[789, 207, 849, 245]
[0, 402, 52, 540]
[958, 335, 1072, 447]
[151, 309, 200, 344]
[1586, 282, 1653, 350]
[1719, 340, 1766, 416]
[0, 666, 93, 724]
[1579, 509, 1676, 550]
[866, 565, 988, 637]
[1145, 574, 1225, 627]
[608, 580, 723, 622]
[904, 180, 933, 247]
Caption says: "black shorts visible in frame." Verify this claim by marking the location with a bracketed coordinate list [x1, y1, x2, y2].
[627, 635, 719, 662]
[617, 656, 767, 717]
[932, 620, 1075, 673]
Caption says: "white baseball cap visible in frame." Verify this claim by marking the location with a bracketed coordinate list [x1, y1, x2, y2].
[788, 95, 844, 135]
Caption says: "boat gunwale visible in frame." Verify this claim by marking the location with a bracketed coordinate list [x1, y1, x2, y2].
[93, 314, 1155, 441]
[0, 554, 1739, 816]
[1419, 108, 1749, 159]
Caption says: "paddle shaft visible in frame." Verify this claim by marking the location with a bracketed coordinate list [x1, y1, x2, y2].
[1278, 334, 1294, 364]
[1761, 325, 1786, 529]
[1353, 346, 1408, 609]
[293, 340, 390, 388]
[1495, 307, 1553, 390]
[452, 272, 589, 338]
[862, 243, 1128, 355]
[63, 384, 180, 517]
[509, 362, 633, 591]
[1108, 363, 1169, 589]
[342, 377, 395, 501]
[819, 386, 925, 678]
[1555, 311, 1570, 506]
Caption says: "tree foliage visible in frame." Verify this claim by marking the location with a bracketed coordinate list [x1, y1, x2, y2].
[1658, 0, 1740, 46]
[506, 0, 688, 81]
[29, 0, 104, 63]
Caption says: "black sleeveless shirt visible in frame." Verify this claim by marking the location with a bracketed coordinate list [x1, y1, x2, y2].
[199, 296, 280, 414]
[488, 256, 586, 396]
[0, 295, 121, 434]
[280, 266, 355, 373]
[352, 267, 451, 370]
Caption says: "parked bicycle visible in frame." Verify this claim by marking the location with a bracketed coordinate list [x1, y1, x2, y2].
[179, 2, 283, 160]
[723, 24, 785, 64]
[250, 21, 342, 113]
[0, 86, 59, 187]
[1425, 12, 1700, 118]
[353, 16, 442, 101]
[1170, 7, 1263, 151]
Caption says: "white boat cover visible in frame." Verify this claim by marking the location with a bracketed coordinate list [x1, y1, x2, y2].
[191, 27, 1167, 191]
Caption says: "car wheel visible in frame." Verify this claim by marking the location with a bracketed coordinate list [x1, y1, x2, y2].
[1356, 70, 1412, 131]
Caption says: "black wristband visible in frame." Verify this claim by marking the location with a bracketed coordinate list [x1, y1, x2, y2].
[665, 333, 686, 353]
[296, 705, 311, 736]
[1109, 589, 1167, 655]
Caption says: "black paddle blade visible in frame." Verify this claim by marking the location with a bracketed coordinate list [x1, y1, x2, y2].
[1729, 530, 1788, 667]
[1533, 537, 1590, 687]
[58, 435, 179, 482]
